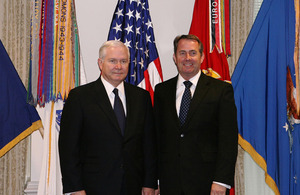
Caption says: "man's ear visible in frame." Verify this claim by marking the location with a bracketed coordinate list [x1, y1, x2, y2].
[98, 58, 103, 70]
[173, 54, 177, 65]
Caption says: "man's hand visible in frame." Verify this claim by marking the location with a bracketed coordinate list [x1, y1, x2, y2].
[210, 183, 226, 195]
[154, 185, 160, 195]
[142, 187, 155, 195]
[71, 190, 86, 195]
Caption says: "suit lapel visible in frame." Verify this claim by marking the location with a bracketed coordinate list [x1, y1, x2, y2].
[183, 73, 210, 128]
[123, 83, 145, 139]
[123, 83, 131, 138]
[93, 78, 123, 135]
[168, 76, 182, 128]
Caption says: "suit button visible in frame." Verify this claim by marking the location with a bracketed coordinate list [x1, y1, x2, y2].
[180, 134, 184, 138]
[120, 164, 123, 169]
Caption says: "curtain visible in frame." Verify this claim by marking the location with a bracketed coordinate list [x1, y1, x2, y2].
[228, 0, 254, 75]
[229, 0, 255, 194]
[0, 0, 32, 194]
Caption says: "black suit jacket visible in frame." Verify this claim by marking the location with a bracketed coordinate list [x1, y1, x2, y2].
[59, 77, 157, 195]
[154, 73, 238, 195]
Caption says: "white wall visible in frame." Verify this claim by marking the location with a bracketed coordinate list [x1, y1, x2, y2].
[75, 0, 196, 82]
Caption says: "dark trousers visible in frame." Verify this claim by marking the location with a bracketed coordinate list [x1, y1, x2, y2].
[120, 176, 127, 195]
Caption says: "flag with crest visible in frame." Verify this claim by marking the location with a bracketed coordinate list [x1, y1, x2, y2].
[232, 0, 299, 194]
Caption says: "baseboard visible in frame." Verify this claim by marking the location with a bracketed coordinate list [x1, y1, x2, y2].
[24, 181, 38, 195]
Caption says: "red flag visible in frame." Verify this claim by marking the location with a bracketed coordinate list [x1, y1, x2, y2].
[189, 0, 231, 82]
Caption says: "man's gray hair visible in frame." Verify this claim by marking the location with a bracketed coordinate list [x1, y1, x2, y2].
[99, 40, 130, 59]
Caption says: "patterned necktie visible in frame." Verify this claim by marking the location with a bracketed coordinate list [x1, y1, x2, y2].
[179, 81, 192, 126]
[113, 88, 125, 135]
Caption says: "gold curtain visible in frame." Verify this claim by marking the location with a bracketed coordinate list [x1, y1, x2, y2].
[0, 0, 32, 194]
[229, 0, 255, 194]
[228, 0, 254, 75]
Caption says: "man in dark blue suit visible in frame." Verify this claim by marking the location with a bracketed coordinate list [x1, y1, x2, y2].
[59, 40, 157, 195]
[154, 35, 238, 195]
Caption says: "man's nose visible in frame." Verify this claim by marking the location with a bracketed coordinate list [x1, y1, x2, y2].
[185, 53, 191, 60]
[115, 62, 122, 69]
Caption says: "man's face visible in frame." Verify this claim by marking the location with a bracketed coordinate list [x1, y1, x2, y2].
[173, 39, 204, 80]
[98, 46, 129, 87]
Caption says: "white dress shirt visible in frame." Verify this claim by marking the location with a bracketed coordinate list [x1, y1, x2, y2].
[101, 76, 127, 116]
[176, 71, 201, 116]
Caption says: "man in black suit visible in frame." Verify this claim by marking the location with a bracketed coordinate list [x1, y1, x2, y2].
[59, 40, 157, 195]
[154, 34, 238, 195]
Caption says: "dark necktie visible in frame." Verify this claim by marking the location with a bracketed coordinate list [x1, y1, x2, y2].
[179, 81, 192, 126]
[113, 88, 125, 135]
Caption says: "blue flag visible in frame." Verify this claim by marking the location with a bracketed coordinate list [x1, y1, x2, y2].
[0, 40, 43, 158]
[231, 0, 299, 194]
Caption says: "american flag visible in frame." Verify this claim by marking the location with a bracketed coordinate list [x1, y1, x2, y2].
[108, 0, 163, 100]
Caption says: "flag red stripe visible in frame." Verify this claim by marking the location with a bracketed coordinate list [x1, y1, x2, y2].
[154, 58, 163, 81]
[144, 69, 154, 105]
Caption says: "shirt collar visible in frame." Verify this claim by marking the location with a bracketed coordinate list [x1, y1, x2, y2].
[177, 71, 201, 89]
[101, 76, 125, 97]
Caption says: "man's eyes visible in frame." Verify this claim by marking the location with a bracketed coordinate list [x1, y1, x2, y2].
[108, 59, 128, 64]
[179, 51, 197, 56]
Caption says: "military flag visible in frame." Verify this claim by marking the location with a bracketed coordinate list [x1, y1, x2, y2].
[231, 0, 299, 194]
[0, 40, 42, 158]
[28, 0, 85, 194]
[189, 0, 231, 82]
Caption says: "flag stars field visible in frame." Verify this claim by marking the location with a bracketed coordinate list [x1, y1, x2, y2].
[124, 39, 132, 48]
[115, 8, 123, 18]
[113, 23, 122, 34]
[146, 34, 152, 43]
[136, 12, 141, 21]
[126, 9, 134, 20]
[145, 19, 152, 29]
[108, 0, 162, 93]
[136, 27, 141, 35]
[124, 24, 133, 34]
